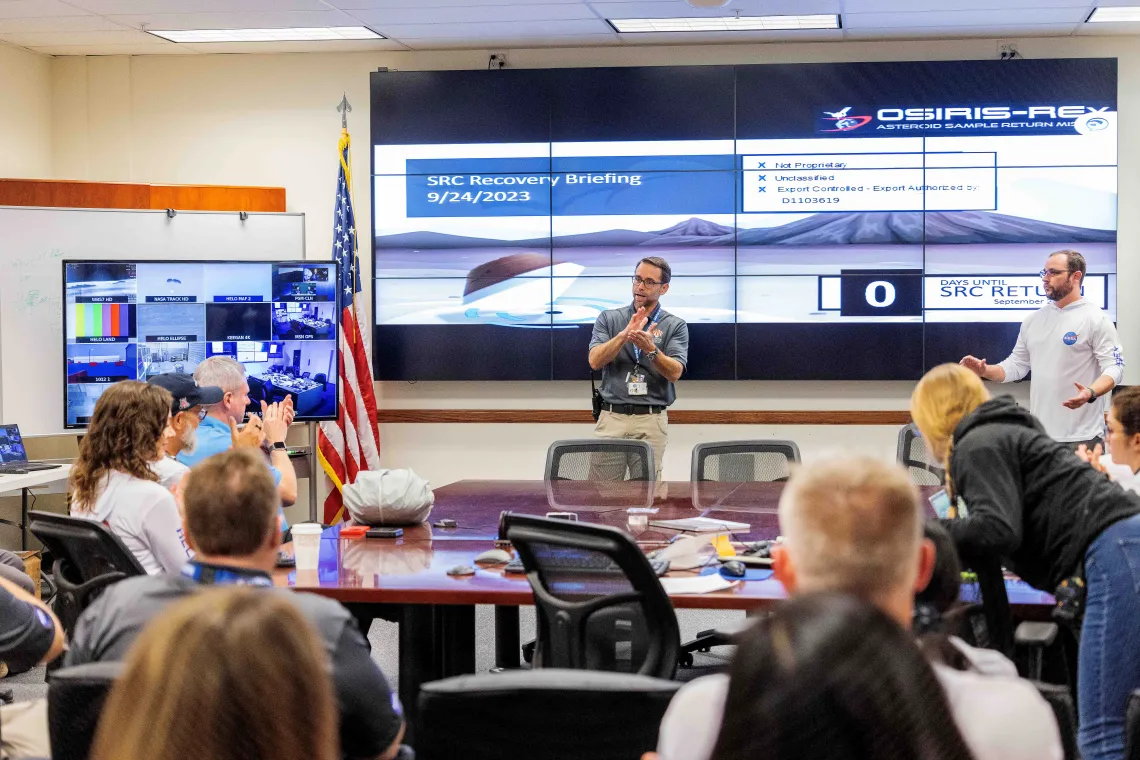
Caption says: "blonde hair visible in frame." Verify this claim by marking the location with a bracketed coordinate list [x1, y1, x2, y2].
[910, 364, 991, 495]
[90, 588, 337, 760]
[778, 456, 923, 600]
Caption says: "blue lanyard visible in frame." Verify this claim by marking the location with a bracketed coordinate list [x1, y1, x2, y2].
[633, 304, 662, 364]
[181, 562, 274, 588]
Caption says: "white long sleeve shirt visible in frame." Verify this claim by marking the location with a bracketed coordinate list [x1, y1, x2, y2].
[997, 298, 1124, 442]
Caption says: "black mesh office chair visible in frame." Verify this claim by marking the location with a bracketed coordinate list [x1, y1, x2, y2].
[691, 439, 800, 482]
[1127, 689, 1140, 760]
[1032, 681, 1080, 760]
[416, 670, 680, 760]
[28, 511, 145, 637]
[504, 513, 679, 678]
[48, 661, 123, 760]
[897, 423, 946, 486]
[314, 372, 328, 390]
[544, 439, 654, 481]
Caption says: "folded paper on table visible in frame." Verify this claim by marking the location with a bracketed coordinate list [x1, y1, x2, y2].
[654, 533, 723, 570]
[660, 574, 739, 595]
[649, 516, 751, 532]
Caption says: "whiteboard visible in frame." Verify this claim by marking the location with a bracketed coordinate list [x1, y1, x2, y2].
[0, 207, 306, 436]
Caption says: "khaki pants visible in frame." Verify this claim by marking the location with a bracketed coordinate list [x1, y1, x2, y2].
[1, 699, 49, 760]
[592, 409, 668, 482]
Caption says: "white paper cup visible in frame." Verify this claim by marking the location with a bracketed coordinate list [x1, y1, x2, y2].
[291, 523, 323, 569]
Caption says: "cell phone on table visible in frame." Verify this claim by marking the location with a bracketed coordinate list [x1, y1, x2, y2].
[929, 489, 954, 519]
[366, 527, 403, 538]
[545, 512, 578, 521]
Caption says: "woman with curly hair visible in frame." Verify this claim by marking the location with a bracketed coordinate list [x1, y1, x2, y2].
[70, 380, 190, 574]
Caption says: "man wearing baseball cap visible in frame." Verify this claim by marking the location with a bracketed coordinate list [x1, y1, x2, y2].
[147, 373, 224, 491]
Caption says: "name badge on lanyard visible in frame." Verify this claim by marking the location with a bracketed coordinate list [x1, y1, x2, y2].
[627, 370, 648, 396]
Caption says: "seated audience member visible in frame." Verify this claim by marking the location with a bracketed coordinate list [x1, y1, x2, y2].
[0, 576, 64, 759]
[710, 593, 976, 760]
[182, 356, 298, 510]
[912, 364, 1140, 760]
[0, 550, 35, 596]
[69, 381, 190, 574]
[915, 521, 1018, 678]
[146, 372, 224, 491]
[653, 456, 1061, 760]
[67, 448, 404, 760]
[89, 588, 339, 760]
[1075, 386, 1140, 493]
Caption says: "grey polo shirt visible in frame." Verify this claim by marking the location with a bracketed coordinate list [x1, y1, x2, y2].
[589, 302, 689, 407]
[66, 567, 403, 760]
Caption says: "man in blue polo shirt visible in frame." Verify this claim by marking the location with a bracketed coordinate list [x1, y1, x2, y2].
[180, 357, 298, 520]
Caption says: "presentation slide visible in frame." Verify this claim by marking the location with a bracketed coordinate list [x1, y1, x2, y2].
[371, 59, 1117, 381]
[62, 260, 339, 427]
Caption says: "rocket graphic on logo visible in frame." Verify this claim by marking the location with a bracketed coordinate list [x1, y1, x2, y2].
[821, 106, 872, 132]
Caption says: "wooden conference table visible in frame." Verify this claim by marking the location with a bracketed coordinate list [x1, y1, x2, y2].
[275, 479, 1054, 723]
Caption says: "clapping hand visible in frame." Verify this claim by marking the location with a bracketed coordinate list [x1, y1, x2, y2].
[1075, 443, 1109, 476]
[628, 322, 658, 354]
[622, 306, 649, 340]
[229, 413, 263, 449]
[960, 355, 988, 377]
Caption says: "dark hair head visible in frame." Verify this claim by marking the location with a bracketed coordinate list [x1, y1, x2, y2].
[1112, 386, 1140, 438]
[70, 381, 171, 512]
[635, 256, 671, 284]
[712, 592, 976, 760]
[1051, 249, 1086, 278]
[917, 520, 961, 615]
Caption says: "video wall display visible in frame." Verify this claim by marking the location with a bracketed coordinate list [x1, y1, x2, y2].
[371, 59, 1117, 381]
[63, 260, 339, 428]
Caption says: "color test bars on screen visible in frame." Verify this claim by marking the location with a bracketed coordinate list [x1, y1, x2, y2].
[74, 303, 131, 338]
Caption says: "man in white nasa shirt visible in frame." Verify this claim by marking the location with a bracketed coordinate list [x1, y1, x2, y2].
[961, 249, 1125, 449]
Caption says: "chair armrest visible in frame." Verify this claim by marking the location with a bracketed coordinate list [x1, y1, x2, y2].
[1015, 621, 1059, 648]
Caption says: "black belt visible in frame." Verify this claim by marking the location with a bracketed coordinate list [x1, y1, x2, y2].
[602, 403, 664, 415]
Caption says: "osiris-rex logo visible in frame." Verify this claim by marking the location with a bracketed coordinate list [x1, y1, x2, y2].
[877, 105, 1110, 122]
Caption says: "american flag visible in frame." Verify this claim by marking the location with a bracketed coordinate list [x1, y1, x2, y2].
[317, 128, 381, 524]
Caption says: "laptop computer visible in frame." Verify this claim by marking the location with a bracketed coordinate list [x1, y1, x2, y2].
[0, 424, 61, 474]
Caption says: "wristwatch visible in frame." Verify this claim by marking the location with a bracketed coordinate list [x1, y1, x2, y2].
[645, 349, 659, 361]
[271, 441, 288, 451]
[1087, 388, 1098, 403]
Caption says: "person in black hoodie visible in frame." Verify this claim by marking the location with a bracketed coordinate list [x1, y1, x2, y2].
[911, 362, 1140, 760]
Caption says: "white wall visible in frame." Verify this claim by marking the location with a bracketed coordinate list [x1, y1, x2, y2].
[43, 36, 1132, 487]
[0, 41, 51, 179]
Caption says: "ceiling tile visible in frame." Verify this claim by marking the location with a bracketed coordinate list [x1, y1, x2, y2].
[843, 8, 1089, 28]
[27, 42, 198, 54]
[0, 28, 157, 45]
[590, 0, 841, 16]
[379, 18, 612, 38]
[396, 32, 621, 49]
[0, 15, 129, 32]
[65, 0, 330, 13]
[350, 5, 597, 25]
[106, 10, 364, 31]
[332, 0, 586, 7]
[843, 23, 1079, 39]
[843, 0, 1093, 10]
[0, 1, 91, 19]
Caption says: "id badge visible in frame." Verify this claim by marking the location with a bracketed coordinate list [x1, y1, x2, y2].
[627, 370, 648, 396]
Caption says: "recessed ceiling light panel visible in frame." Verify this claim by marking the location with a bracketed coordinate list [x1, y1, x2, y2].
[608, 14, 840, 33]
[1087, 7, 1140, 22]
[147, 26, 384, 43]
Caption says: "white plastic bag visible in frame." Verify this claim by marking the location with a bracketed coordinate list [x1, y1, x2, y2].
[342, 469, 434, 526]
